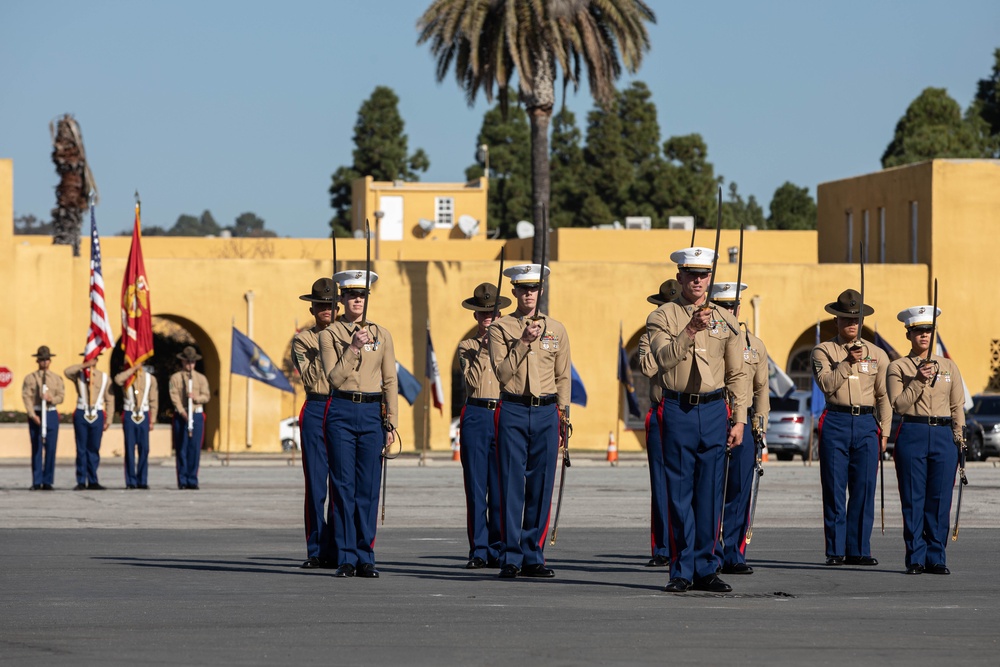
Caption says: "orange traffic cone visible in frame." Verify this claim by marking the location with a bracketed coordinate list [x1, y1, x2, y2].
[761, 440, 769, 463]
[607, 431, 619, 466]
[452, 441, 461, 461]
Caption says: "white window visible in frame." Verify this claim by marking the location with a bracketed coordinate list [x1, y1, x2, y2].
[435, 197, 454, 227]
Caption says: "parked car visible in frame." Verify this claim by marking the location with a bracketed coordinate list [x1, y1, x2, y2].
[279, 416, 301, 451]
[967, 394, 1000, 461]
[767, 391, 817, 461]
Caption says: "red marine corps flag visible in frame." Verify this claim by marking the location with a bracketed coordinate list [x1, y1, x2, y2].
[120, 193, 153, 385]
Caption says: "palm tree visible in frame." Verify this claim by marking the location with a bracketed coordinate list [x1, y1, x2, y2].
[417, 0, 655, 293]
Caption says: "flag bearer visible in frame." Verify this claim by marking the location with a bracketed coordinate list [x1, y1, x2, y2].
[320, 270, 398, 579]
[114, 363, 159, 489]
[64, 353, 114, 490]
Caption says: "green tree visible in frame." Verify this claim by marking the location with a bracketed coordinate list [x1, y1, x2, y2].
[768, 181, 817, 230]
[656, 133, 720, 228]
[328, 86, 430, 237]
[465, 105, 531, 237]
[966, 47, 1000, 158]
[549, 107, 587, 229]
[14, 214, 54, 235]
[581, 100, 631, 226]
[881, 87, 987, 168]
[418, 0, 655, 310]
[618, 81, 664, 226]
[169, 210, 220, 237]
[231, 212, 276, 238]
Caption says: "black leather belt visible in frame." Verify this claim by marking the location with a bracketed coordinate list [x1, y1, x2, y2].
[332, 390, 382, 404]
[306, 393, 329, 402]
[663, 388, 724, 405]
[467, 397, 498, 410]
[500, 392, 557, 407]
[901, 415, 952, 427]
[826, 404, 874, 415]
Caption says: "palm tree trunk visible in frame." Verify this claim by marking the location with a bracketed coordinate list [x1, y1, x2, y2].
[526, 53, 556, 313]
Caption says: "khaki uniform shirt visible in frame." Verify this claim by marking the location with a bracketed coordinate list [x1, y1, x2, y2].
[488, 312, 571, 409]
[811, 336, 891, 434]
[645, 297, 749, 424]
[742, 328, 770, 429]
[22, 370, 66, 413]
[319, 320, 399, 428]
[292, 325, 331, 396]
[169, 371, 211, 414]
[637, 332, 662, 405]
[458, 333, 500, 400]
[64, 364, 114, 414]
[887, 353, 965, 442]
[114, 369, 159, 416]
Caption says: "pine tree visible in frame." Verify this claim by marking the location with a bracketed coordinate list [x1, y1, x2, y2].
[882, 87, 987, 168]
[580, 100, 631, 227]
[549, 108, 587, 229]
[465, 105, 532, 238]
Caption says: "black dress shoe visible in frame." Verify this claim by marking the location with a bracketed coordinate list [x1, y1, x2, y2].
[905, 564, 925, 575]
[187, 484, 199, 490]
[73, 483, 87, 491]
[499, 564, 519, 579]
[722, 563, 754, 575]
[126, 485, 137, 490]
[646, 554, 669, 567]
[825, 556, 844, 566]
[300, 557, 322, 569]
[30, 484, 41, 490]
[694, 574, 732, 593]
[664, 578, 692, 593]
[845, 556, 878, 566]
[927, 563, 950, 575]
[178, 485, 187, 490]
[465, 557, 487, 569]
[41, 484, 54, 491]
[356, 563, 380, 578]
[334, 564, 356, 578]
[87, 483, 106, 490]
[520, 564, 555, 578]
[137, 484, 149, 490]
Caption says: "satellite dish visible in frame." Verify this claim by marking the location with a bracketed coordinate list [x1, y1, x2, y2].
[458, 214, 479, 238]
[515, 220, 535, 239]
[417, 218, 435, 236]
[353, 229, 364, 239]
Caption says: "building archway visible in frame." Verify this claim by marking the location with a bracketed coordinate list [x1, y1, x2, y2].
[108, 315, 221, 450]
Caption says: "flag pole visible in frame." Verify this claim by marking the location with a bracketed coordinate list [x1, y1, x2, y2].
[616, 321, 623, 457]
[226, 318, 235, 466]
[421, 319, 430, 466]
[290, 317, 299, 467]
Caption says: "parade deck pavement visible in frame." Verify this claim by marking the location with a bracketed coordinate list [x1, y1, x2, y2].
[2, 455, 999, 665]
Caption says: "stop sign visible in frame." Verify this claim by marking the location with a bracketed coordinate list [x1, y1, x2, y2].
[0, 367, 12, 389]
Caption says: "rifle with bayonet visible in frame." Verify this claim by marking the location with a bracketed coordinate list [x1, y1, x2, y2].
[40, 370, 48, 446]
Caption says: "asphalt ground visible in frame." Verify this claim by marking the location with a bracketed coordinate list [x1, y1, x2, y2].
[2, 455, 999, 666]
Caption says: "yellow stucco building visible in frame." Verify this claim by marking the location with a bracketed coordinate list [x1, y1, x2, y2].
[2, 158, 997, 455]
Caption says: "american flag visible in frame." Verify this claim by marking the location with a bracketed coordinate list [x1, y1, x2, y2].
[426, 327, 444, 414]
[83, 203, 115, 363]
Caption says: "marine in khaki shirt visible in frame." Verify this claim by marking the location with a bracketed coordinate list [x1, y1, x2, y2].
[23, 350, 66, 423]
[488, 306, 571, 410]
[293, 326, 333, 397]
[168, 367, 211, 418]
[812, 336, 891, 437]
[319, 318, 399, 430]
[114, 365, 159, 421]
[64, 358, 115, 429]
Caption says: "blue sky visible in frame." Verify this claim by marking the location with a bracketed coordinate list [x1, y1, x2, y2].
[2, 1, 998, 237]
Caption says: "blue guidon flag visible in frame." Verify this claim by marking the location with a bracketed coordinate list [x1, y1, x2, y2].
[231, 327, 293, 392]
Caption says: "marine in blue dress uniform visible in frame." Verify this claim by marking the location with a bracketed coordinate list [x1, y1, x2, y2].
[319, 270, 398, 579]
[169, 347, 211, 490]
[488, 263, 571, 579]
[646, 247, 748, 593]
[457, 283, 510, 569]
[22, 346, 65, 490]
[64, 354, 114, 490]
[708, 282, 770, 575]
[887, 305, 965, 575]
[811, 289, 890, 566]
[637, 279, 679, 568]
[292, 277, 338, 569]
[113, 364, 158, 489]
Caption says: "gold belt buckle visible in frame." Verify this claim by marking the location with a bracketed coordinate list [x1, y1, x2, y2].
[83, 410, 99, 424]
[131, 411, 146, 424]
[851, 405, 861, 416]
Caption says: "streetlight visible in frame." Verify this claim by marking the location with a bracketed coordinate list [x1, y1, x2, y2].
[373, 210, 384, 260]
[477, 144, 490, 179]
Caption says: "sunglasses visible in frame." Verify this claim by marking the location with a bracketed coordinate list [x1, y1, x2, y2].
[342, 290, 368, 299]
